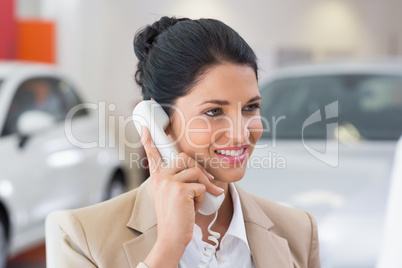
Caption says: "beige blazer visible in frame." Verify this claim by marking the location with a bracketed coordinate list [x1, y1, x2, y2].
[59, 180, 320, 268]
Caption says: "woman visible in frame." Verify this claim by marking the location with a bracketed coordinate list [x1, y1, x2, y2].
[59, 16, 320, 268]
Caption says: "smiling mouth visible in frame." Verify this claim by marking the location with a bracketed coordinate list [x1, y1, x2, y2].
[215, 148, 247, 156]
[214, 147, 248, 165]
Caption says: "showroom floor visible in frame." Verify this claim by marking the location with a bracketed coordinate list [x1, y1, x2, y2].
[7, 243, 46, 268]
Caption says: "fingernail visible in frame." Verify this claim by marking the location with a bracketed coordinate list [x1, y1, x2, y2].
[217, 186, 224, 192]
[207, 172, 214, 180]
[140, 126, 147, 141]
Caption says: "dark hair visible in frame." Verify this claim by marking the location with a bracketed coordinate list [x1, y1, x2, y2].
[134, 16, 258, 116]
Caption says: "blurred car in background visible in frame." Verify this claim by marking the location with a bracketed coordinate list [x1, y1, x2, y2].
[237, 61, 402, 268]
[0, 61, 141, 266]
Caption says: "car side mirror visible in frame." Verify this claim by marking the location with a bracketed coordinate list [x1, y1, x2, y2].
[16, 110, 55, 148]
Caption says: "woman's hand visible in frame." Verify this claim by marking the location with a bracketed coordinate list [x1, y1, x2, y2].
[140, 126, 223, 268]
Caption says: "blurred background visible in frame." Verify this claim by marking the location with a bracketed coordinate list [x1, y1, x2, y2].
[2, 0, 402, 103]
[1, 0, 401, 267]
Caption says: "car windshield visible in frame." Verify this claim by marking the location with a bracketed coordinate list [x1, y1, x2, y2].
[260, 74, 402, 141]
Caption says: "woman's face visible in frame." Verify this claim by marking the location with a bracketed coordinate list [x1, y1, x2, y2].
[167, 63, 262, 184]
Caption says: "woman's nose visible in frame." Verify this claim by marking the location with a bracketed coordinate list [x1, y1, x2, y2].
[224, 116, 250, 142]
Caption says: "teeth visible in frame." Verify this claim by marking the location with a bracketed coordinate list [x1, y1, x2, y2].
[216, 148, 245, 156]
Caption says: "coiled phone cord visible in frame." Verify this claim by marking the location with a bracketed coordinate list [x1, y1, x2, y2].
[197, 211, 220, 268]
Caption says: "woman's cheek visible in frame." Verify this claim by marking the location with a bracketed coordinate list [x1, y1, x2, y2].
[247, 116, 263, 141]
[185, 119, 213, 150]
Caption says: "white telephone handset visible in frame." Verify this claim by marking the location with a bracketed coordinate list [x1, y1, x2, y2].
[132, 100, 225, 215]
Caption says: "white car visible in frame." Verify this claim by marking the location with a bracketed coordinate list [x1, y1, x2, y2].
[0, 61, 138, 266]
[237, 61, 402, 268]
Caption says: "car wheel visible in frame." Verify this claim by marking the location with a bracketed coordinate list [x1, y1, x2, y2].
[0, 215, 7, 268]
[104, 171, 126, 200]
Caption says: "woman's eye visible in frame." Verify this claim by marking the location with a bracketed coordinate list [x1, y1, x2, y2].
[244, 103, 260, 112]
[205, 108, 223, 116]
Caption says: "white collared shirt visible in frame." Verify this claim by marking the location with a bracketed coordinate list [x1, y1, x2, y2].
[179, 183, 255, 268]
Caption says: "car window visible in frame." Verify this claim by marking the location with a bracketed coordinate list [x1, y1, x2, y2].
[1, 77, 89, 137]
[260, 74, 402, 141]
[1, 78, 65, 136]
[57, 80, 88, 118]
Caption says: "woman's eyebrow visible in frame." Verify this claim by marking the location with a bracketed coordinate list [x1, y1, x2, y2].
[198, 95, 261, 107]
[198, 99, 230, 106]
[247, 96, 262, 103]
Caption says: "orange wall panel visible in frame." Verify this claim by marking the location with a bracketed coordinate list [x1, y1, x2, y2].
[17, 20, 56, 64]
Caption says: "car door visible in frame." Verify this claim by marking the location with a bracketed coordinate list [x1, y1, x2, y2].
[0, 76, 91, 238]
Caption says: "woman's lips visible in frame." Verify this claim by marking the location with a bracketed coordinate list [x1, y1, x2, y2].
[214, 146, 248, 165]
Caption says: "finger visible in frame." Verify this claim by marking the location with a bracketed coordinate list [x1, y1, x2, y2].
[167, 153, 214, 181]
[187, 157, 215, 181]
[174, 167, 224, 196]
[167, 154, 211, 184]
[140, 126, 163, 174]
[187, 182, 206, 212]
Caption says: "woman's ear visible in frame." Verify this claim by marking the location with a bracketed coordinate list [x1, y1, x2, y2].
[164, 125, 175, 145]
[164, 125, 170, 136]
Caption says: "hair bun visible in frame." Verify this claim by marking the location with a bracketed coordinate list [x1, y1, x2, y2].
[134, 16, 189, 61]
[133, 16, 258, 110]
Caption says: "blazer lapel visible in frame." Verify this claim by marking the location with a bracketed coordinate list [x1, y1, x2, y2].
[121, 181, 294, 268]
[236, 184, 294, 268]
[123, 227, 158, 268]
[123, 180, 158, 268]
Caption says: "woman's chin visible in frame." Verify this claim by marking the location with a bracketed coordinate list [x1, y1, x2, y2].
[210, 165, 248, 183]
